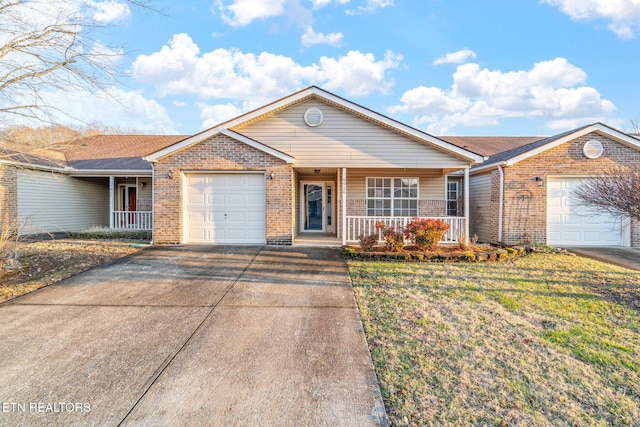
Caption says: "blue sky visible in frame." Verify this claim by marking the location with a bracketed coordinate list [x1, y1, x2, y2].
[36, 0, 640, 136]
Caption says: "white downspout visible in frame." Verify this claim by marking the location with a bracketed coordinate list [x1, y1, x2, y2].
[150, 166, 155, 244]
[109, 176, 114, 229]
[464, 168, 470, 241]
[341, 167, 347, 245]
[498, 165, 504, 243]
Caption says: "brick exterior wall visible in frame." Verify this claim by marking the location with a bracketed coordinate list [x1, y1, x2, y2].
[152, 134, 294, 245]
[499, 133, 640, 246]
[488, 169, 501, 243]
[0, 164, 18, 231]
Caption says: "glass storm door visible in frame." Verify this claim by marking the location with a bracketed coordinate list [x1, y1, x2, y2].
[304, 183, 324, 231]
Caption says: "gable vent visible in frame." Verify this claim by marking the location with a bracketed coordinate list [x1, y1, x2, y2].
[303, 108, 324, 127]
[583, 139, 604, 159]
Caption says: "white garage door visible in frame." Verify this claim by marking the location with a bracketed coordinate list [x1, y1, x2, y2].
[185, 173, 266, 244]
[547, 177, 623, 246]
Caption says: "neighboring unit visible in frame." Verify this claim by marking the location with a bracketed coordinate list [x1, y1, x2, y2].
[459, 123, 640, 247]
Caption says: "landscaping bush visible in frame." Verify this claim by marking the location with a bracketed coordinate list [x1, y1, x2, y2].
[403, 217, 450, 251]
[71, 228, 152, 241]
[382, 226, 404, 252]
[358, 233, 378, 252]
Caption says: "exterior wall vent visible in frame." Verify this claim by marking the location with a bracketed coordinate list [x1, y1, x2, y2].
[303, 108, 324, 127]
[583, 139, 604, 159]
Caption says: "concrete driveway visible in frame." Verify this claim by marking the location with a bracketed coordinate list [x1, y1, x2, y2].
[564, 246, 640, 270]
[0, 246, 387, 426]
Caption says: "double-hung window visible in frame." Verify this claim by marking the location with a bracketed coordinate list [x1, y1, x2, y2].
[367, 178, 418, 217]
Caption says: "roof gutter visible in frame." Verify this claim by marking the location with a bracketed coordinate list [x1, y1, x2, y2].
[469, 160, 507, 175]
[67, 169, 152, 177]
[0, 160, 71, 174]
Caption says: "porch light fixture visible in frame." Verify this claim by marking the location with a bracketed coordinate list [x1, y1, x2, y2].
[534, 176, 544, 186]
[140, 182, 146, 188]
[267, 172, 275, 180]
[167, 170, 174, 179]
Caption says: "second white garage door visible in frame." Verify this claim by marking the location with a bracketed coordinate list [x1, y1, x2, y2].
[185, 173, 266, 244]
[547, 177, 624, 246]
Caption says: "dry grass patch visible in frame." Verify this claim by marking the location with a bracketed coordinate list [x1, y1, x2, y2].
[349, 253, 640, 426]
[0, 239, 141, 303]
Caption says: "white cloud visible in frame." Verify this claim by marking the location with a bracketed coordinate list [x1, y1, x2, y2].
[39, 88, 177, 133]
[543, 0, 640, 38]
[433, 49, 477, 65]
[309, 0, 351, 9]
[132, 33, 401, 101]
[301, 26, 343, 47]
[87, 0, 131, 24]
[347, 0, 393, 14]
[389, 57, 615, 133]
[215, 0, 287, 27]
[198, 102, 245, 128]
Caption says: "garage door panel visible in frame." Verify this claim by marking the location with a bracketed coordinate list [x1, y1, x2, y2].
[185, 173, 266, 244]
[547, 177, 622, 246]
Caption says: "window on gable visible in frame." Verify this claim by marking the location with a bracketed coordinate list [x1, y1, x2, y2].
[367, 177, 418, 217]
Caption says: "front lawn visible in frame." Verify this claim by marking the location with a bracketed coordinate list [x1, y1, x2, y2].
[349, 253, 640, 426]
[0, 239, 142, 303]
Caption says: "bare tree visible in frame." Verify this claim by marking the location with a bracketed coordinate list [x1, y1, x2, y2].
[573, 165, 640, 221]
[0, 0, 150, 128]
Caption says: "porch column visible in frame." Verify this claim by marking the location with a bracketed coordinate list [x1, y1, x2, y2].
[464, 168, 470, 240]
[341, 167, 347, 245]
[109, 176, 114, 229]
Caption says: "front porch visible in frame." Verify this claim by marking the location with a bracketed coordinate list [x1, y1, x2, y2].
[294, 167, 470, 246]
[108, 176, 153, 231]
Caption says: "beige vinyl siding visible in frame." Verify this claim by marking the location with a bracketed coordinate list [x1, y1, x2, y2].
[469, 172, 492, 242]
[345, 169, 444, 200]
[17, 170, 109, 235]
[236, 100, 469, 169]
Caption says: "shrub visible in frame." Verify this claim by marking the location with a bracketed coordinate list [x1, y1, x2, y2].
[358, 233, 378, 252]
[382, 226, 404, 252]
[403, 217, 451, 251]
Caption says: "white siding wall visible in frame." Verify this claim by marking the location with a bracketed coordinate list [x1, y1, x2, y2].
[237, 100, 469, 169]
[469, 172, 493, 242]
[17, 170, 109, 235]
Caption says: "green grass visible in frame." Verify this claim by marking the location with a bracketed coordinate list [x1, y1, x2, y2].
[349, 253, 640, 426]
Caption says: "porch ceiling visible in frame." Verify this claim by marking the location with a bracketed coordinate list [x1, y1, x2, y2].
[295, 167, 338, 175]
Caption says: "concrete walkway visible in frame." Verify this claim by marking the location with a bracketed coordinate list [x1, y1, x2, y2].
[564, 246, 640, 271]
[0, 246, 387, 426]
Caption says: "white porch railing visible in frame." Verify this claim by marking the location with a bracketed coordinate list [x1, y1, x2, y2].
[345, 216, 466, 244]
[112, 211, 153, 230]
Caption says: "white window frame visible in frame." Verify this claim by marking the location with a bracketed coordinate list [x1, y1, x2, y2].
[366, 177, 419, 217]
[447, 181, 459, 216]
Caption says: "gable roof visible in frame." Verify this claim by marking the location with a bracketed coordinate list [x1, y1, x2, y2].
[439, 136, 543, 157]
[61, 135, 186, 170]
[145, 86, 485, 165]
[145, 129, 295, 164]
[471, 123, 640, 173]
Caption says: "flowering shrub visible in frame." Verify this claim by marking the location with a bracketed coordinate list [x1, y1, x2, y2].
[403, 217, 450, 251]
[358, 233, 378, 251]
[383, 226, 404, 252]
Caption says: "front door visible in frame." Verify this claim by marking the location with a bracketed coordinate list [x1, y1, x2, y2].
[304, 183, 324, 231]
[300, 182, 335, 233]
